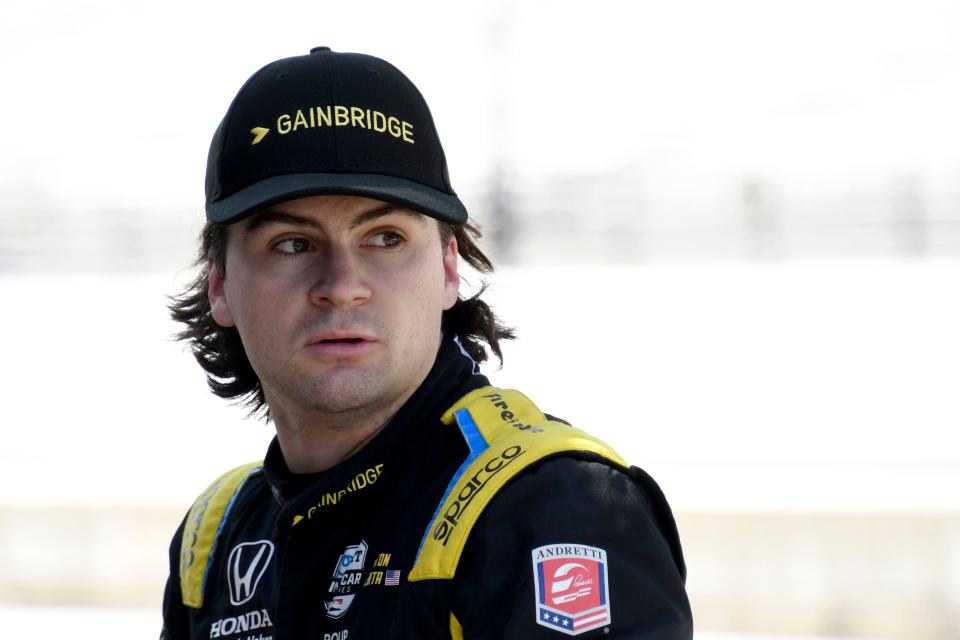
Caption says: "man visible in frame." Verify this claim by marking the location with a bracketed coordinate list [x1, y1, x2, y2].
[163, 47, 692, 639]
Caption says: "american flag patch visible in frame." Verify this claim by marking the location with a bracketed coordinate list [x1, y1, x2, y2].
[384, 570, 401, 586]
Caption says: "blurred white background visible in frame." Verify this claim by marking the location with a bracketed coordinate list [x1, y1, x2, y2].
[2, 0, 959, 638]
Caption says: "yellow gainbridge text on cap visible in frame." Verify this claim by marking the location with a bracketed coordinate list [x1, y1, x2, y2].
[267, 104, 414, 144]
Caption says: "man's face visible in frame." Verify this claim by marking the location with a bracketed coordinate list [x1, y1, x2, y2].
[207, 195, 459, 420]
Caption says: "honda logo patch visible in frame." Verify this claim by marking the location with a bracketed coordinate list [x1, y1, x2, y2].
[227, 540, 275, 606]
[532, 544, 611, 635]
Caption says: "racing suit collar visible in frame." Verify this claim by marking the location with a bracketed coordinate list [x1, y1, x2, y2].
[263, 335, 487, 504]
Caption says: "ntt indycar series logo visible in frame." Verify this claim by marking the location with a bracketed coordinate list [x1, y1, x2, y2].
[532, 544, 611, 635]
[324, 541, 368, 619]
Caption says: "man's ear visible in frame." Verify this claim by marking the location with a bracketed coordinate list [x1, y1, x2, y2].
[208, 259, 236, 327]
[442, 235, 459, 311]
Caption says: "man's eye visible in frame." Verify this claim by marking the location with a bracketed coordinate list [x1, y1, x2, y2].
[366, 231, 404, 248]
[274, 238, 312, 254]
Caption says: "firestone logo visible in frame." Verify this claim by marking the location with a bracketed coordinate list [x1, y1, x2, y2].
[481, 392, 545, 433]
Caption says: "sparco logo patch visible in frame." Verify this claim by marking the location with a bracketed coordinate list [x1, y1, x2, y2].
[227, 540, 275, 606]
[532, 544, 611, 635]
[324, 540, 368, 619]
[432, 445, 524, 545]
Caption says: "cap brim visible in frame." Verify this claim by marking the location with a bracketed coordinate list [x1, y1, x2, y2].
[206, 173, 468, 225]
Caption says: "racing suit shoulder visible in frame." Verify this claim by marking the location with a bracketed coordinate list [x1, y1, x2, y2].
[161, 516, 188, 640]
[161, 461, 266, 639]
[452, 455, 693, 639]
[178, 461, 264, 608]
[409, 386, 631, 582]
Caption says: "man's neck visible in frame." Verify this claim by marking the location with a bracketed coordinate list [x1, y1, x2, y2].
[269, 394, 412, 474]
[266, 338, 449, 474]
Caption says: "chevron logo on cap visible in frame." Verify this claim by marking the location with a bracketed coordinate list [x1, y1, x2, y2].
[250, 127, 269, 145]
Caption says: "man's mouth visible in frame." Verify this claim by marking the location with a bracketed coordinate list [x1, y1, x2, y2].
[306, 333, 376, 355]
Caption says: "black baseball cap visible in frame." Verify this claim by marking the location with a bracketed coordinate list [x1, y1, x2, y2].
[204, 47, 467, 225]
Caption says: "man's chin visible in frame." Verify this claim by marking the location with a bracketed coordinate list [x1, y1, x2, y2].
[303, 371, 392, 415]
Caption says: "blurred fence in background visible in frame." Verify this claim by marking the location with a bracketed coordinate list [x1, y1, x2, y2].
[4, 172, 960, 273]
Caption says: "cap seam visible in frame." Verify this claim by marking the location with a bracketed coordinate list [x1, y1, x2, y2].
[216, 58, 290, 191]
[328, 50, 342, 169]
[394, 64, 454, 194]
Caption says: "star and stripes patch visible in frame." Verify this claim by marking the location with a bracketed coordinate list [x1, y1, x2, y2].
[384, 570, 401, 586]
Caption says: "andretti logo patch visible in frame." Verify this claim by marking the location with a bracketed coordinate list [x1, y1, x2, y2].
[532, 544, 611, 635]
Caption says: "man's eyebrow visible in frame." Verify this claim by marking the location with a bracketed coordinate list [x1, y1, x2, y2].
[244, 211, 321, 235]
[349, 203, 426, 229]
[243, 202, 425, 235]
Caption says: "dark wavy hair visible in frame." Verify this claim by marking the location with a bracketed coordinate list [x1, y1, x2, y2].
[169, 217, 514, 415]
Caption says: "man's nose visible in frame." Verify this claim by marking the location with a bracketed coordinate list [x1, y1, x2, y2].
[308, 245, 372, 310]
